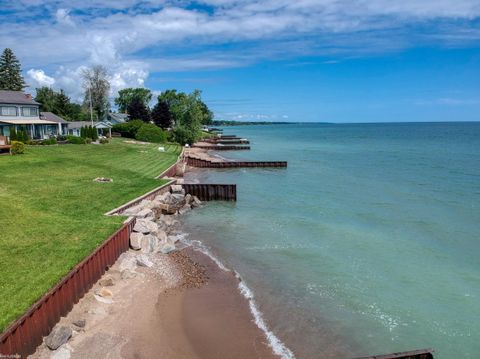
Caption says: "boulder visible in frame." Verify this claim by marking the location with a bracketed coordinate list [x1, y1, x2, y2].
[119, 254, 137, 272]
[72, 319, 86, 328]
[99, 277, 114, 287]
[175, 162, 186, 176]
[122, 204, 144, 216]
[171, 194, 186, 207]
[191, 196, 202, 208]
[129, 232, 143, 250]
[176, 178, 185, 184]
[170, 184, 183, 194]
[133, 219, 158, 234]
[153, 229, 167, 243]
[140, 234, 158, 253]
[95, 288, 113, 298]
[137, 254, 153, 267]
[134, 208, 153, 218]
[159, 242, 176, 254]
[178, 204, 191, 215]
[185, 193, 192, 204]
[45, 326, 72, 350]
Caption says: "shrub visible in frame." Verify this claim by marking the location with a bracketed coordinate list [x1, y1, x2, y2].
[112, 120, 144, 138]
[9, 127, 17, 141]
[135, 124, 167, 143]
[42, 138, 57, 145]
[57, 135, 67, 141]
[11, 141, 25, 155]
[99, 138, 109, 144]
[66, 135, 86, 144]
[173, 126, 198, 145]
[85, 138, 92, 144]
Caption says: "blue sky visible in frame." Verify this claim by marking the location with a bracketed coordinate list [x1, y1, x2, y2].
[1, 0, 480, 122]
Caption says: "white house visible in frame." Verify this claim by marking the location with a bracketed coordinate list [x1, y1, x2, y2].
[0, 90, 65, 139]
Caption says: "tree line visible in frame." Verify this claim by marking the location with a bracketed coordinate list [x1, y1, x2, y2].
[0, 48, 214, 145]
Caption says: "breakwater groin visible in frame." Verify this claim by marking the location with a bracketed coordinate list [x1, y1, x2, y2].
[185, 156, 287, 168]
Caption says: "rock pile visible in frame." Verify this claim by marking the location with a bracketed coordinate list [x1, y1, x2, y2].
[123, 186, 202, 255]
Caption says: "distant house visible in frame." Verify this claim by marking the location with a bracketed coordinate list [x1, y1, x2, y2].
[107, 112, 129, 125]
[0, 90, 65, 139]
[68, 121, 112, 137]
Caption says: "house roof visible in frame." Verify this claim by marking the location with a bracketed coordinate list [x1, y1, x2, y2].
[0, 119, 57, 125]
[68, 121, 111, 129]
[0, 91, 40, 105]
[40, 112, 68, 124]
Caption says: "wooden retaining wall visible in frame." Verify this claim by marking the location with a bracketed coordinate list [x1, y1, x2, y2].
[183, 184, 237, 201]
[185, 156, 287, 168]
[354, 348, 434, 359]
[192, 145, 251, 151]
[0, 218, 135, 357]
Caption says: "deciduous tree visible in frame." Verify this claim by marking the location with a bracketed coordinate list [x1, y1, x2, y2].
[82, 65, 110, 120]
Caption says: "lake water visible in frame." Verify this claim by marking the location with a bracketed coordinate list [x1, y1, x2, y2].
[181, 122, 480, 358]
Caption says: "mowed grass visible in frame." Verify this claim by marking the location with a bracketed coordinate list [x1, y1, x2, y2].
[0, 139, 181, 331]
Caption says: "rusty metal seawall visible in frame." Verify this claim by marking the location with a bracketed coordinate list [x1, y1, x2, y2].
[0, 218, 136, 357]
[185, 156, 287, 168]
[183, 184, 237, 201]
[192, 145, 251, 151]
[354, 348, 434, 359]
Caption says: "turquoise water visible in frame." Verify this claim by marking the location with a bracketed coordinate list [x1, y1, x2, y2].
[182, 122, 480, 358]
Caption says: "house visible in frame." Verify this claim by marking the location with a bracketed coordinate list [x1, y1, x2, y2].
[0, 90, 64, 139]
[68, 121, 112, 137]
[107, 112, 129, 125]
[40, 112, 68, 136]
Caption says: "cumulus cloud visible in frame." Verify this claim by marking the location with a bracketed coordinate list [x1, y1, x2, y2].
[26, 69, 56, 87]
[3, 0, 479, 109]
[55, 9, 75, 26]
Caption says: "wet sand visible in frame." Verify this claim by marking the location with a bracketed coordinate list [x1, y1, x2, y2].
[31, 247, 277, 359]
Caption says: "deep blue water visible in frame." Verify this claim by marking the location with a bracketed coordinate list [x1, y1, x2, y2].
[182, 122, 480, 358]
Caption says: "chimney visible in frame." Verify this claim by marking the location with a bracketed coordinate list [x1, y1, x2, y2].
[25, 93, 32, 100]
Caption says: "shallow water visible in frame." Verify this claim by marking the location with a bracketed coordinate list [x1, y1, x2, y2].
[182, 122, 480, 358]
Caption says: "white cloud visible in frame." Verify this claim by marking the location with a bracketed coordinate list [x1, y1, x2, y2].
[55, 8, 75, 26]
[26, 69, 56, 87]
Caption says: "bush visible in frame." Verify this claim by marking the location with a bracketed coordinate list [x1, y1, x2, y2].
[42, 138, 57, 145]
[135, 124, 167, 143]
[85, 138, 92, 144]
[112, 120, 144, 138]
[99, 138, 109, 144]
[66, 135, 86, 144]
[173, 126, 198, 145]
[57, 135, 67, 141]
[11, 141, 25, 155]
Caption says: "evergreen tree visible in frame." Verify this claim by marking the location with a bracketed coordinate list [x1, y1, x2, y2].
[54, 90, 71, 117]
[80, 126, 86, 138]
[151, 100, 173, 129]
[9, 127, 17, 141]
[0, 48, 26, 91]
[127, 97, 150, 123]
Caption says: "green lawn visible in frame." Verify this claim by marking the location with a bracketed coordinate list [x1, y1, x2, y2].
[0, 139, 181, 331]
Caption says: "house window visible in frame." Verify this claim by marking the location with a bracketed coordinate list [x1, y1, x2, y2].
[21, 107, 38, 116]
[0, 106, 17, 116]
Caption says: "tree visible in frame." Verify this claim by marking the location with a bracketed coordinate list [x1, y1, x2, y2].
[151, 100, 173, 129]
[35, 87, 57, 112]
[127, 97, 150, 122]
[115, 88, 152, 113]
[35, 87, 88, 121]
[0, 48, 26, 91]
[82, 65, 110, 120]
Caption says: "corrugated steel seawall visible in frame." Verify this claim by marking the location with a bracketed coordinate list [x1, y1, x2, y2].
[183, 184, 237, 201]
[0, 218, 135, 357]
[354, 348, 434, 359]
[185, 156, 287, 168]
[192, 145, 251, 151]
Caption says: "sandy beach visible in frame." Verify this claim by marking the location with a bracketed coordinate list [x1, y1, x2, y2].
[31, 236, 277, 359]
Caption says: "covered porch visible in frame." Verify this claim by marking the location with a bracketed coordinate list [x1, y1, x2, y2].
[0, 119, 60, 140]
